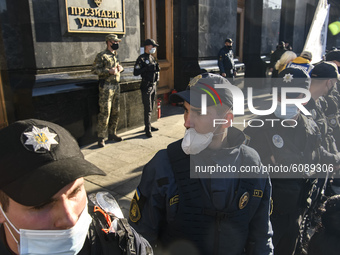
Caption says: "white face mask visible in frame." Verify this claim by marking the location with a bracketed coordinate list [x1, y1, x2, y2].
[181, 128, 214, 155]
[149, 48, 156, 54]
[0, 202, 92, 255]
[274, 101, 299, 119]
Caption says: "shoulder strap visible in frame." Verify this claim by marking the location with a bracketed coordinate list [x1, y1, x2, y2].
[116, 218, 136, 255]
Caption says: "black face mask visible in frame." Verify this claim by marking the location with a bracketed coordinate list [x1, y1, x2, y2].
[227, 45, 232, 50]
[111, 43, 119, 50]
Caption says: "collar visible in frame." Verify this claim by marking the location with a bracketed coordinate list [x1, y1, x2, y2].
[222, 127, 246, 149]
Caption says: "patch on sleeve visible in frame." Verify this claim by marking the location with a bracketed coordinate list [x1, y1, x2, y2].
[135, 64, 140, 69]
[169, 195, 179, 206]
[129, 187, 146, 223]
[253, 189, 263, 198]
[239, 192, 250, 209]
[129, 199, 141, 223]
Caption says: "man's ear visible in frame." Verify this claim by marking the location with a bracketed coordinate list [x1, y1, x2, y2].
[222, 112, 234, 128]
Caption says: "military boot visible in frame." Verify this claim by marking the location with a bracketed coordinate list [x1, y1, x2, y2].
[98, 138, 105, 148]
[108, 134, 123, 142]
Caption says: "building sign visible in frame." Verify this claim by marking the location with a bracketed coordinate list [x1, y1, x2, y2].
[63, 0, 125, 34]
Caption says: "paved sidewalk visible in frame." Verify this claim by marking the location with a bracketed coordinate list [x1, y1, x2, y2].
[82, 84, 272, 218]
[82, 104, 186, 217]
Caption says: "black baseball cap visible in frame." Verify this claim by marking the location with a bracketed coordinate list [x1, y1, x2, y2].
[276, 68, 311, 98]
[326, 50, 340, 62]
[225, 38, 233, 43]
[144, 39, 159, 47]
[311, 61, 340, 80]
[0, 119, 106, 206]
[170, 73, 233, 108]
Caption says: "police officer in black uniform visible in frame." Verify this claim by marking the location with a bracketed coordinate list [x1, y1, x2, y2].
[244, 68, 340, 255]
[134, 39, 160, 138]
[129, 73, 273, 255]
[218, 38, 236, 83]
[0, 119, 152, 255]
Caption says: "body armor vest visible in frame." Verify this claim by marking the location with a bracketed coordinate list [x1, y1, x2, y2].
[162, 140, 261, 255]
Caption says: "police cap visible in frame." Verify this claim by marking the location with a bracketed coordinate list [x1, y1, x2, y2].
[311, 62, 340, 80]
[0, 119, 106, 206]
[277, 68, 311, 98]
[326, 50, 340, 62]
[170, 73, 233, 108]
[144, 39, 159, 47]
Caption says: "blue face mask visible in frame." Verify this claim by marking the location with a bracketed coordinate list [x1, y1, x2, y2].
[0, 202, 92, 255]
[274, 101, 299, 119]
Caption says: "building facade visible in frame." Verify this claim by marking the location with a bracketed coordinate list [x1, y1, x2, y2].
[1, 0, 338, 145]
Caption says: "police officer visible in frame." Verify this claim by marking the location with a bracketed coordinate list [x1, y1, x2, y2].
[244, 68, 340, 255]
[128, 73, 273, 255]
[0, 119, 152, 255]
[134, 39, 160, 138]
[306, 62, 340, 154]
[218, 38, 236, 83]
[92, 34, 124, 147]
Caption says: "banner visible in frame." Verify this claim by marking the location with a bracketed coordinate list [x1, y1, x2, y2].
[303, 0, 330, 64]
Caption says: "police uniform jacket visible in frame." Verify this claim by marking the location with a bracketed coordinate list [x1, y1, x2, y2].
[133, 53, 160, 85]
[0, 205, 152, 255]
[218, 46, 235, 77]
[92, 49, 121, 85]
[129, 127, 273, 255]
[244, 113, 340, 215]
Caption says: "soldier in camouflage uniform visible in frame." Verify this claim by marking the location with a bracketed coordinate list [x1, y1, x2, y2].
[92, 34, 124, 147]
[306, 62, 340, 154]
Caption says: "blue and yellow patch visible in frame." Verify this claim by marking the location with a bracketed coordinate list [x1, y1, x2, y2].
[169, 195, 179, 206]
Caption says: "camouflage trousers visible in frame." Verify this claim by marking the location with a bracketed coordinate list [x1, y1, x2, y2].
[97, 83, 120, 138]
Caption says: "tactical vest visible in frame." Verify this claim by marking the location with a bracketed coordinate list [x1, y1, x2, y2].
[162, 140, 263, 255]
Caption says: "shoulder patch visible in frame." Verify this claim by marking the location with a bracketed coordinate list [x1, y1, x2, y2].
[272, 134, 284, 148]
[129, 199, 141, 223]
[239, 192, 250, 209]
